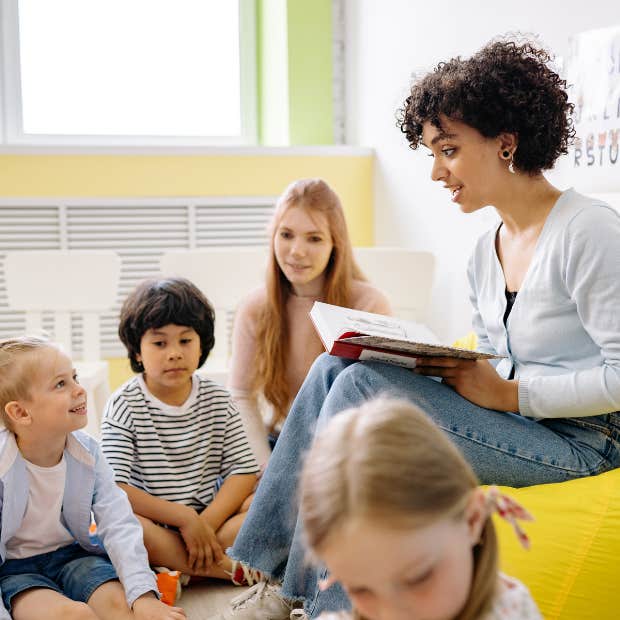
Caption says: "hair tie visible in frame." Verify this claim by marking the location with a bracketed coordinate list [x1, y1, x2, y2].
[485, 486, 534, 549]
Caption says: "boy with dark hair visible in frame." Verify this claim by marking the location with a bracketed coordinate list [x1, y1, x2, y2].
[101, 278, 260, 586]
[0, 336, 184, 620]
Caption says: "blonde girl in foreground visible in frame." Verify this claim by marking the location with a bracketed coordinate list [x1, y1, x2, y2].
[298, 398, 541, 620]
[229, 179, 390, 465]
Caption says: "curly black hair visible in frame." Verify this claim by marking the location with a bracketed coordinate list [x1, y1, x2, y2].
[118, 277, 215, 373]
[397, 38, 575, 174]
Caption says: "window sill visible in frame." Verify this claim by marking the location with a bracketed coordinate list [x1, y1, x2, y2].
[0, 145, 374, 156]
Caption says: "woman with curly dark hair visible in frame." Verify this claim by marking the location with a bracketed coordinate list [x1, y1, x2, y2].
[215, 38, 620, 620]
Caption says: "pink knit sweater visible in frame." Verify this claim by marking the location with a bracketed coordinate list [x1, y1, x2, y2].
[228, 281, 391, 464]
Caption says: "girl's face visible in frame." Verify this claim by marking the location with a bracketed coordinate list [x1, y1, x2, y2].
[319, 508, 484, 620]
[422, 116, 509, 214]
[137, 323, 202, 405]
[274, 205, 334, 296]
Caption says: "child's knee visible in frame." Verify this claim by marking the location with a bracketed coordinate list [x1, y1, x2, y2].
[98, 590, 129, 614]
[60, 601, 98, 620]
[240, 493, 254, 513]
[12, 595, 97, 620]
[88, 580, 132, 616]
[136, 515, 158, 544]
[137, 518, 185, 561]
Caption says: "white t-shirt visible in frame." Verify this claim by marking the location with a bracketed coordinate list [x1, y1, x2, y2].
[6, 455, 75, 559]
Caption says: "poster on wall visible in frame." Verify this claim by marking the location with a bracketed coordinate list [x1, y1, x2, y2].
[565, 26, 620, 192]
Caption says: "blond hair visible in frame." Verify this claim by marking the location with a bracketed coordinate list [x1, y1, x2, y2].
[253, 178, 365, 430]
[0, 335, 56, 430]
[300, 398, 498, 620]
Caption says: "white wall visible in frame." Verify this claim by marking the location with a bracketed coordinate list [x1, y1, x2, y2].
[345, 0, 620, 342]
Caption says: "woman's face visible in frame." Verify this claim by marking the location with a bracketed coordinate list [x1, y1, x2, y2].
[318, 507, 485, 620]
[274, 205, 334, 296]
[422, 116, 507, 213]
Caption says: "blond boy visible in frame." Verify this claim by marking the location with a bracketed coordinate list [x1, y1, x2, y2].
[0, 336, 184, 620]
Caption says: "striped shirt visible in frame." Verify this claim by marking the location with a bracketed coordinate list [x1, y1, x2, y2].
[100, 374, 259, 511]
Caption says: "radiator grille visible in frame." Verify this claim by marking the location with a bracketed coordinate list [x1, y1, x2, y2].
[0, 198, 274, 357]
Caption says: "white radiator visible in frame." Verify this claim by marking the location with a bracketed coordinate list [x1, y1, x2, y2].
[0, 197, 275, 357]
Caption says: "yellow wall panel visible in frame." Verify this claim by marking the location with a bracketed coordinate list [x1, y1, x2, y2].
[108, 357, 133, 392]
[0, 154, 374, 245]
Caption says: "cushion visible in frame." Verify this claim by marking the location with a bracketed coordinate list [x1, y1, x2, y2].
[454, 332, 620, 618]
[494, 469, 620, 620]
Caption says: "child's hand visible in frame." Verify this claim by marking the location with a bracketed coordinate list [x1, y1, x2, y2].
[178, 509, 223, 573]
[133, 592, 186, 619]
[199, 516, 225, 567]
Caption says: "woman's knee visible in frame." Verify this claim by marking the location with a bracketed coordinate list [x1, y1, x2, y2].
[315, 362, 379, 426]
[320, 361, 426, 424]
[309, 352, 351, 377]
[330, 360, 395, 400]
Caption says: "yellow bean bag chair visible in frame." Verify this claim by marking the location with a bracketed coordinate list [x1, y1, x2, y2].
[454, 333, 620, 619]
[495, 471, 620, 620]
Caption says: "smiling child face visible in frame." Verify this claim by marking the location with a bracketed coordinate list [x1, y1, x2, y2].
[17, 347, 88, 439]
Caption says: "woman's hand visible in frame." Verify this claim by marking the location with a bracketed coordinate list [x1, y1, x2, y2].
[178, 508, 223, 574]
[132, 593, 186, 619]
[413, 357, 519, 412]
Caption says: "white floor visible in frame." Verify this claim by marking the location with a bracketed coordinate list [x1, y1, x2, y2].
[179, 581, 245, 620]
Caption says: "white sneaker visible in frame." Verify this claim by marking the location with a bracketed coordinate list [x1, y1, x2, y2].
[215, 582, 295, 620]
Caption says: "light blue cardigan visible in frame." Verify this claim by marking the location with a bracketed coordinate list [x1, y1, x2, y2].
[468, 188, 620, 419]
[0, 429, 157, 618]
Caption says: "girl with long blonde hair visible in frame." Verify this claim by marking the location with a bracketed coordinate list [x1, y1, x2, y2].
[298, 398, 540, 620]
[229, 179, 391, 464]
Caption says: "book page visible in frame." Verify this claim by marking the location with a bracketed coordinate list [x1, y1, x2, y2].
[312, 302, 440, 344]
[343, 314, 409, 339]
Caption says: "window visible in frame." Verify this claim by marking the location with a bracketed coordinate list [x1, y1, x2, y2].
[0, 0, 256, 145]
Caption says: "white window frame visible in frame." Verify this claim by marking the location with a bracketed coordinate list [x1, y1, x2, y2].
[0, 0, 257, 147]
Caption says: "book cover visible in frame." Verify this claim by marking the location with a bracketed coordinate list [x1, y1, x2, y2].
[309, 301, 501, 368]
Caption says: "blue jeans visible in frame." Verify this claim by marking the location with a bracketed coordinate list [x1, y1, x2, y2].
[229, 354, 620, 618]
[0, 543, 118, 612]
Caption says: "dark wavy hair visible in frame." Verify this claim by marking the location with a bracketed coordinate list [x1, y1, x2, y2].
[397, 37, 575, 174]
[118, 277, 215, 373]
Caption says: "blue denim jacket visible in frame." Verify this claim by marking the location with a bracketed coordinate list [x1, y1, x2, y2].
[0, 429, 157, 617]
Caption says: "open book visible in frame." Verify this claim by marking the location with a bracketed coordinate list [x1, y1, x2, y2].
[309, 302, 501, 369]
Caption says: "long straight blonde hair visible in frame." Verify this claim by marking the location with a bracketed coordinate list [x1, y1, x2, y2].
[299, 398, 499, 620]
[253, 178, 365, 429]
